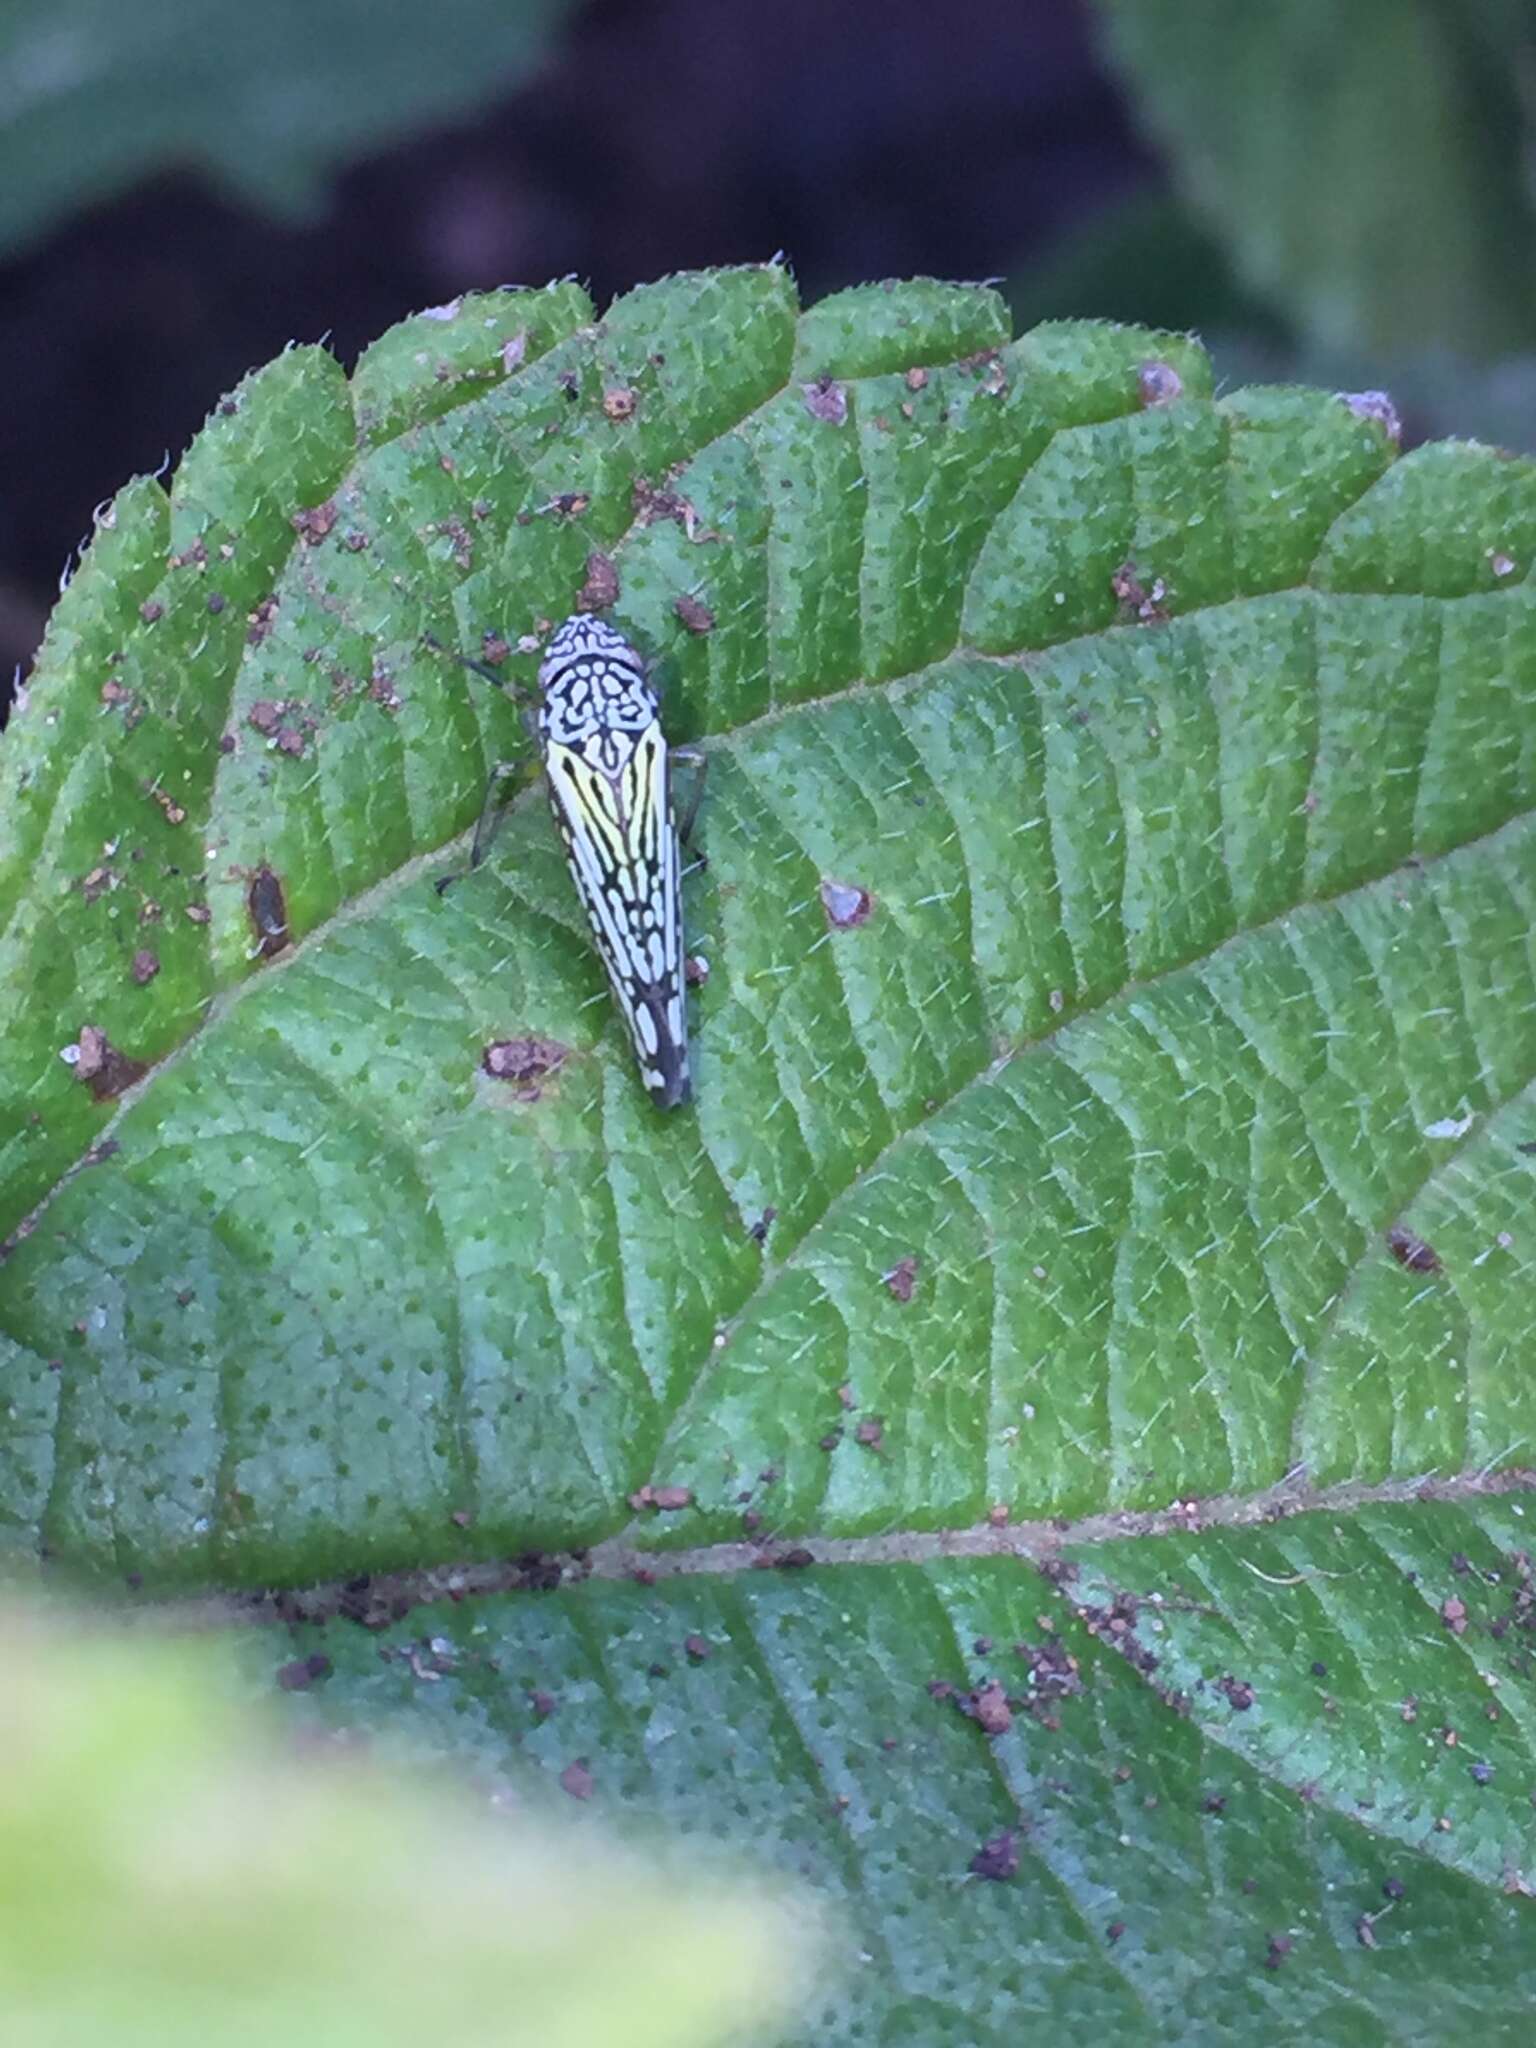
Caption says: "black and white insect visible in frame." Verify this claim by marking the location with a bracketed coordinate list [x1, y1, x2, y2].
[432, 614, 699, 1109]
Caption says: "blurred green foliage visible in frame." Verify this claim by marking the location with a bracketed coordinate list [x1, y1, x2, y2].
[0, 0, 577, 255]
[0, 1608, 804, 2046]
[1086, 0, 1536, 449]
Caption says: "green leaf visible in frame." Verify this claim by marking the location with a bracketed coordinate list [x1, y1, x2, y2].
[4, 264, 1536, 2043]
[0, 0, 578, 255]
[246, 1492, 1536, 2044]
[0, 1608, 801, 2046]
[1095, 0, 1536, 359]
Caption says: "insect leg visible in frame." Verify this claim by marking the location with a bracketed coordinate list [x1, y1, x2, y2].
[436, 759, 524, 895]
[421, 631, 534, 708]
[671, 746, 709, 851]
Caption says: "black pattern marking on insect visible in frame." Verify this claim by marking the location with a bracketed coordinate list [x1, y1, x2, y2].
[537, 614, 691, 1108]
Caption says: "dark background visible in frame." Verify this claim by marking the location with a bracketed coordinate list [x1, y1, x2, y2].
[3, 0, 1533, 710]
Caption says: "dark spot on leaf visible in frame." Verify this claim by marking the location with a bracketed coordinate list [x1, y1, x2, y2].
[184, 902, 211, 925]
[248, 867, 290, 959]
[968, 1680, 1012, 1735]
[1388, 1224, 1440, 1272]
[246, 594, 279, 646]
[1111, 558, 1170, 624]
[1138, 359, 1183, 407]
[855, 1415, 885, 1450]
[821, 877, 872, 928]
[483, 1036, 570, 1102]
[801, 375, 848, 425]
[1216, 1675, 1256, 1712]
[276, 1653, 332, 1692]
[685, 954, 709, 986]
[130, 948, 160, 986]
[529, 1688, 556, 1718]
[1441, 1595, 1468, 1634]
[684, 1634, 711, 1661]
[576, 550, 620, 610]
[65, 1024, 146, 1101]
[674, 593, 715, 634]
[559, 1760, 594, 1801]
[248, 700, 282, 736]
[291, 500, 338, 545]
[969, 1829, 1018, 1882]
[139, 600, 163, 623]
[602, 385, 638, 420]
[1263, 1934, 1294, 1971]
[773, 1548, 815, 1571]
[628, 1484, 693, 1512]
[884, 1255, 919, 1303]
[747, 1206, 776, 1245]
[206, 591, 226, 614]
[1106, 1920, 1126, 1944]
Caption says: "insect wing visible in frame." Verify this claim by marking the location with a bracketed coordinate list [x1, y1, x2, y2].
[544, 717, 689, 1108]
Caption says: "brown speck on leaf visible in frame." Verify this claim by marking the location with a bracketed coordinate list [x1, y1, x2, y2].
[1138, 359, 1184, 407]
[483, 1036, 569, 1102]
[855, 1416, 885, 1450]
[79, 866, 116, 904]
[100, 675, 131, 708]
[774, 1547, 815, 1570]
[169, 537, 208, 570]
[674, 593, 715, 634]
[802, 376, 848, 425]
[1339, 388, 1402, 446]
[884, 1255, 919, 1303]
[969, 1680, 1012, 1735]
[291, 500, 338, 545]
[248, 700, 282, 736]
[368, 667, 403, 715]
[246, 594, 280, 646]
[1388, 1224, 1440, 1273]
[206, 591, 226, 614]
[130, 949, 160, 986]
[248, 867, 290, 959]
[685, 954, 709, 986]
[1263, 1934, 1294, 1971]
[969, 1828, 1018, 1882]
[905, 366, 928, 391]
[821, 877, 872, 928]
[275, 728, 305, 757]
[576, 550, 620, 611]
[1111, 558, 1170, 624]
[67, 1024, 146, 1101]
[139, 600, 163, 624]
[138, 900, 162, 925]
[149, 787, 187, 825]
[836, 1382, 855, 1410]
[987, 1503, 1010, 1528]
[747, 1206, 776, 1245]
[559, 1760, 594, 1801]
[184, 902, 211, 925]
[479, 632, 511, 666]
[602, 385, 638, 421]
[340, 529, 369, 553]
[1217, 1674, 1256, 1712]
[501, 331, 527, 374]
[276, 1653, 332, 1693]
[684, 1634, 711, 1661]
[450, 1508, 472, 1529]
[1440, 1595, 1468, 1635]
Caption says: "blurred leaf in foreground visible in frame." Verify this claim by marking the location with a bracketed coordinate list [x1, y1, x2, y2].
[0, 1608, 808, 2048]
